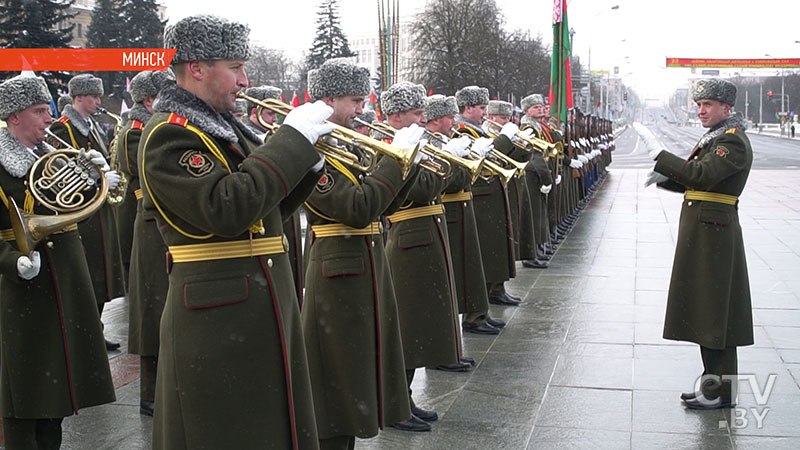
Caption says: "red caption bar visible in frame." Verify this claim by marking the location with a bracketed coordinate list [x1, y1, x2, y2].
[0, 49, 177, 71]
[666, 57, 800, 69]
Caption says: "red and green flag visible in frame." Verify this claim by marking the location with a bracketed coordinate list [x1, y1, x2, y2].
[369, 91, 382, 121]
[290, 91, 300, 107]
[549, 0, 573, 123]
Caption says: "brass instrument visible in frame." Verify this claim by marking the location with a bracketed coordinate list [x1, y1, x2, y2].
[236, 92, 420, 178]
[9, 147, 109, 255]
[353, 118, 485, 180]
[428, 132, 517, 185]
[485, 119, 559, 160]
[96, 106, 128, 205]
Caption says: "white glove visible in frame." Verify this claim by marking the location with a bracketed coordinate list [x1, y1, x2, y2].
[105, 170, 121, 190]
[519, 128, 535, 139]
[592, 149, 602, 158]
[555, 175, 562, 185]
[79, 148, 109, 171]
[413, 139, 430, 164]
[499, 122, 520, 139]
[598, 143, 607, 150]
[644, 170, 669, 188]
[570, 159, 581, 169]
[391, 123, 425, 149]
[471, 137, 493, 157]
[16, 251, 41, 280]
[540, 184, 552, 194]
[283, 100, 336, 145]
[443, 136, 472, 158]
[577, 154, 588, 164]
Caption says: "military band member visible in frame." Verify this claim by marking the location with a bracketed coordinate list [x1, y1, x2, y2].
[123, 70, 172, 417]
[47, 73, 126, 351]
[484, 100, 545, 269]
[0, 74, 116, 450]
[56, 94, 71, 116]
[140, 15, 329, 449]
[241, 85, 307, 306]
[301, 58, 424, 448]
[520, 94, 555, 258]
[455, 86, 521, 306]
[354, 109, 377, 136]
[645, 79, 753, 410]
[380, 82, 465, 428]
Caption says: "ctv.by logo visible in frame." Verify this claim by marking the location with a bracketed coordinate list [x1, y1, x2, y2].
[690, 373, 777, 429]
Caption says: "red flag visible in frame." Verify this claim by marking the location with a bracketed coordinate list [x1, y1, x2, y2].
[304, 90, 311, 103]
[428, 88, 433, 96]
[369, 91, 381, 121]
[280, 93, 286, 103]
[291, 91, 300, 107]
[549, 0, 573, 122]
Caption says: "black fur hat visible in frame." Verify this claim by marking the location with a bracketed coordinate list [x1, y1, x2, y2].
[455, 86, 489, 107]
[425, 95, 458, 121]
[68, 73, 104, 96]
[0, 75, 52, 120]
[380, 81, 426, 115]
[307, 58, 370, 101]
[165, 14, 250, 64]
[693, 79, 737, 106]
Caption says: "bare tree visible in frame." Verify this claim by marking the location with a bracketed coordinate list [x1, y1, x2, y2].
[408, 0, 551, 100]
[246, 46, 297, 93]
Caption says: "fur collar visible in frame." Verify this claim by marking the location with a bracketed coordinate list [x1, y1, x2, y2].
[154, 84, 261, 144]
[697, 115, 746, 149]
[60, 104, 93, 137]
[0, 128, 55, 178]
[126, 103, 153, 125]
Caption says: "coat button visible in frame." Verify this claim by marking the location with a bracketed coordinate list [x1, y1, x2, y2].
[47, 241, 54, 249]
[267, 258, 273, 268]
[436, 217, 441, 223]
[687, 201, 693, 206]
[463, 202, 467, 207]
[371, 240, 375, 247]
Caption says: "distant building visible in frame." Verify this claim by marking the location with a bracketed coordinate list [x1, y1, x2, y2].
[347, 18, 414, 85]
[64, 0, 167, 48]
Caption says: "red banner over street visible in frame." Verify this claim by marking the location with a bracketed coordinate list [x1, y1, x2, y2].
[0, 49, 176, 71]
[666, 57, 800, 68]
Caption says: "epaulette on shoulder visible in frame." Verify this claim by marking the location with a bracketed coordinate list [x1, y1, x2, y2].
[167, 112, 188, 127]
[725, 128, 737, 134]
[56, 116, 69, 124]
[130, 119, 144, 130]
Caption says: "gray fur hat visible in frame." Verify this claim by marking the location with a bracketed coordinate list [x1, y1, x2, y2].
[129, 70, 173, 103]
[693, 79, 737, 106]
[425, 94, 458, 121]
[380, 81, 426, 116]
[455, 86, 489, 107]
[165, 14, 251, 64]
[0, 75, 52, 120]
[57, 94, 72, 112]
[356, 109, 377, 125]
[520, 93, 544, 111]
[307, 58, 370, 101]
[487, 100, 513, 116]
[68, 73, 104, 96]
[244, 85, 282, 112]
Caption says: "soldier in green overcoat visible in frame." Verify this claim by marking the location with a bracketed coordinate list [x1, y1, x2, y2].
[426, 95, 505, 335]
[379, 82, 465, 428]
[123, 70, 172, 417]
[455, 86, 523, 306]
[646, 79, 753, 410]
[241, 85, 307, 306]
[140, 15, 328, 450]
[521, 94, 555, 258]
[0, 74, 116, 449]
[301, 59, 423, 449]
[47, 73, 126, 351]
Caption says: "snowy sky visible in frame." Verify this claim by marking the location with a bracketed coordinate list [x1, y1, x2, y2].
[161, 0, 800, 101]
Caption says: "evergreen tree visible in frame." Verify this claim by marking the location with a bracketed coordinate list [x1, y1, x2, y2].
[87, 0, 126, 97]
[306, 0, 355, 70]
[122, 0, 165, 48]
[0, 0, 75, 98]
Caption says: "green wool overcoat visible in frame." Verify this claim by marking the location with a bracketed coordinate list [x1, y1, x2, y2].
[654, 122, 754, 350]
[302, 151, 416, 439]
[386, 169, 462, 369]
[0, 131, 116, 419]
[140, 88, 320, 450]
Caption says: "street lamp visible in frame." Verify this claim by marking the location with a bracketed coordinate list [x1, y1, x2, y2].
[582, 5, 621, 114]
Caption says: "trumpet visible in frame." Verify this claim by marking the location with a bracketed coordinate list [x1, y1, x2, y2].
[236, 92, 419, 179]
[353, 118, 486, 180]
[485, 120, 559, 159]
[96, 106, 129, 205]
[428, 131, 517, 185]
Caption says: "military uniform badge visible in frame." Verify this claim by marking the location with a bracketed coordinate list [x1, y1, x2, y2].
[179, 150, 214, 177]
[316, 170, 335, 193]
[714, 146, 729, 158]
